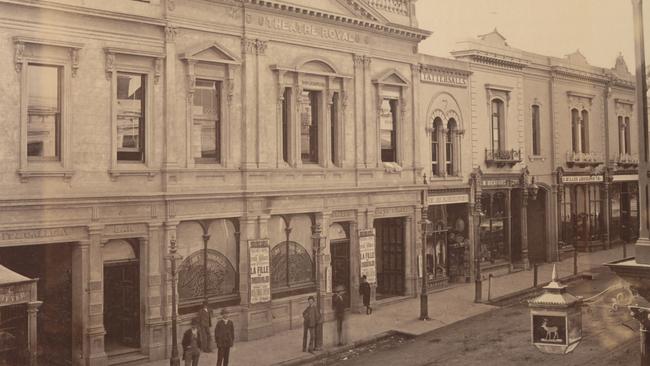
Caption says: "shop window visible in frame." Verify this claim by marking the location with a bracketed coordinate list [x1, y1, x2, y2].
[491, 99, 504, 151]
[480, 192, 509, 263]
[431, 118, 442, 176]
[282, 87, 291, 163]
[178, 249, 238, 305]
[531, 105, 540, 155]
[116, 72, 146, 162]
[380, 98, 398, 162]
[27, 65, 61, 161]
[301, 90, 320, 164]
[270, 241, 314, 298]
[193, 79, 222, 163]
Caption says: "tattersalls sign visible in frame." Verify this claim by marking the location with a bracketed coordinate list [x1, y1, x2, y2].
[420, 68, 468, 87]
[249, 239, 271, 304]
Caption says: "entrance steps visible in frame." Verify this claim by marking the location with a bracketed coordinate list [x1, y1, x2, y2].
[107, 349, 148, 366]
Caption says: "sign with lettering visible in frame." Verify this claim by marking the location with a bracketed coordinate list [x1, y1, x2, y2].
[0, 284, 31, 306]
[359, 229, 376, 284]
[481, 178, 519, 187]
[427, 193, 469, 206]
[612, 174, 638, 182]
[249, 240, 271, 304]
[0, 227, 84, 245]
[561, 175, 603, 184]
[247, 13, 365, 44]
[420, 70, 467, 87]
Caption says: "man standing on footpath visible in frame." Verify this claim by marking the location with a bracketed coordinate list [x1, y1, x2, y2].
[332, 285, 346, 346]
[198, 300, 213, 352]
[359, 275, 372, 315]
[214, 308, 235, 366]
[302, 296, 321, 353]
[181, 318, 202, 366]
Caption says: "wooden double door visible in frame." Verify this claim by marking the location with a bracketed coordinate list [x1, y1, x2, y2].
[104, 261, 140, 350]
[330, 240, 350, 308]
[374, 218, 405, 298]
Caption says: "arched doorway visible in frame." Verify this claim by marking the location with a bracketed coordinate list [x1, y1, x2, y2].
[329, 223, 350, 308]
[103, 239, 140, 352]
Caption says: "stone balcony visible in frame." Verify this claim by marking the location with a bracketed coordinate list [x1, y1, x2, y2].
[485, 148, 522, 167]
[565, 151, 604, 167]
[616, 153, 639, 168]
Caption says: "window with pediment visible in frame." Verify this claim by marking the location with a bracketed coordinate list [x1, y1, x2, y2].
[181, 42, 240, 168]
[274, 59, 348, 168]
[14, 37, 83, 182]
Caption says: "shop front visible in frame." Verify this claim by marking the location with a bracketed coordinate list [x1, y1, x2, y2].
[558, 173, 606, 252]
[425, 191, 471, 287]
[610, 174, 639, 245]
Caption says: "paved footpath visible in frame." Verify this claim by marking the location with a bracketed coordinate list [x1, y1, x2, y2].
[145, 244, 633, 366]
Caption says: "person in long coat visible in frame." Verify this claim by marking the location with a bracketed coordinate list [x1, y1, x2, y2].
[359, 275, 372, 315]
[198, 300, 213, 352]
[332, 286, 346, 346]
[214, 308, 235, 366]
[302, 296, 321, 352]
[181, 318, 202, 366]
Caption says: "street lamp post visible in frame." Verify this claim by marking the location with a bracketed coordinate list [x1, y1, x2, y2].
[420, 204, 431, 320]
[168, 236, 181, 366]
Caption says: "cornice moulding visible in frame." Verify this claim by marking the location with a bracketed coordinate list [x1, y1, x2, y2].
[13, 36, 84, 50]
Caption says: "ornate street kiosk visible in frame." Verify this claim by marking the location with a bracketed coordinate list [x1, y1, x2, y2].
[0, 265, 41, 366]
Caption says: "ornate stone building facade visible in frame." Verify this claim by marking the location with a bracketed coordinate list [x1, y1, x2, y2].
[0, 1, 637, 365]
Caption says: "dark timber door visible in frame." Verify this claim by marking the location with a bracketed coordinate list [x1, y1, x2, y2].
[374, 218, 405, 298]
[330, 240, 350, 307]
[104, 261, 140, 349]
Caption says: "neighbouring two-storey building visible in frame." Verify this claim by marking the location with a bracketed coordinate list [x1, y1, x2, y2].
[0, 0, 639, 365]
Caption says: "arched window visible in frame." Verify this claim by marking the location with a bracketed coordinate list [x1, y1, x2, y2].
[431, 117, 442, 176]
[580, 110, 589, 153]
[446, 119, 457, 176]
[571, 108, 580, 153]
[491, 99, 504, 151]
[531, 105, 540, 155]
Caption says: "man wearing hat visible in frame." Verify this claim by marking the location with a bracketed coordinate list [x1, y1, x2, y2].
[181, 318, 202, 366]
[332, 285, 346, 346]
[198, 300, 213, 352]
[214, 308, 235, 366]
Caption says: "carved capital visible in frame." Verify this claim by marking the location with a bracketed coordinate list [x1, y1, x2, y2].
[105, 52, 115, 80]
[70, 48, 80, 77]
[165, 25, 178, 43]
[353, 55, 365, 68]
[255, 39, 268, 55]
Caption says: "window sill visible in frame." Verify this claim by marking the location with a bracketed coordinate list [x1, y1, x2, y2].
[108, 167, 158, 181]
[528, 155, 546, 162]
[18, 168, 74, 183]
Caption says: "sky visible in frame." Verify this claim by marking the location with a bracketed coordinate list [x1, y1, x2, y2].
[415, 0, 647, 70]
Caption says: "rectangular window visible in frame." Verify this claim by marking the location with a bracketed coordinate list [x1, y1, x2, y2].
[380, 98, 398, 162]
[532, 105, 540, 155]
[300, 90, 320, 163]
[431, 126, 439, 176]
[282, 88, 291, 163]
[27, 64, 61, 160]
[193, 79, 221, 162]
[445, 129, 453, 176]
[116, 72, 145, 162]
[331, 92, 339, 165]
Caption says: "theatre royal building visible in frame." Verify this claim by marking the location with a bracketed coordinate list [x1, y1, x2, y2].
[0, 0, 639, 365]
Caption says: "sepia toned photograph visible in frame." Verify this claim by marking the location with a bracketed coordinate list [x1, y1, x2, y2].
[1, 0, 650, 365]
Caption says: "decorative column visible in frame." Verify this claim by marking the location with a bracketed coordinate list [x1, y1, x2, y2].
[145, 223, 165, 359]
[520, 170, 530, 269]
[603, 170, 612, 249]
[26, 301, 42, 366]
[404, 215, 415, 297]
[470, 168, 483, 302]
[86, 226, 107, 366]
[163, 25, 179, 170]
[349, 216, 362, 312]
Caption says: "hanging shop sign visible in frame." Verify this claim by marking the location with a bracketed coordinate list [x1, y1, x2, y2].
[427, 193, 469, 206]
[561, 175, 603, 184]
[249, 239, 271, 304]
[612, 174, 638, 182]
[359, 229, 377, 284]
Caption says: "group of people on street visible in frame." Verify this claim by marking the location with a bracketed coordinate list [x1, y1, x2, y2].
[182, 301, 235, 366]
[302, 275, 373, 353]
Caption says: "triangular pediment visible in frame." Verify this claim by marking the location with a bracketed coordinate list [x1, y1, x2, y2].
[478, 28, 509, 47]
[373, 68, 409, 86]
[180, 42, 240, 65]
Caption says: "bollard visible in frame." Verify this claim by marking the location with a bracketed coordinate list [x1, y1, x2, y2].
[533, 263, 538, 287]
